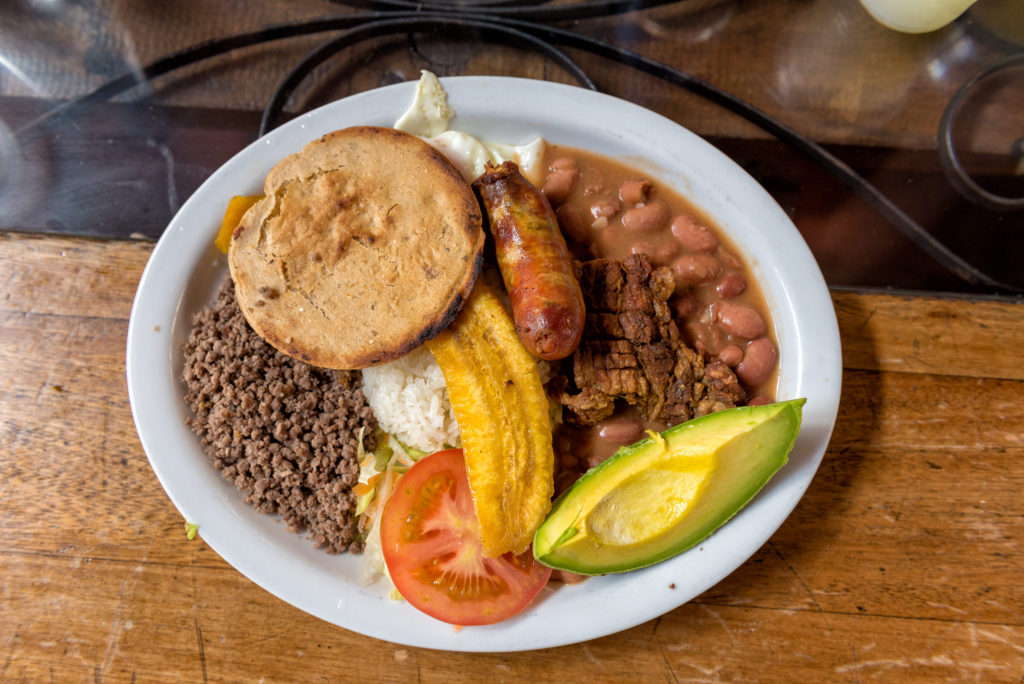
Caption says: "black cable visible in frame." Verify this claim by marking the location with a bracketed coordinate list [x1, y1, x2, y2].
[11, 6, 1020, 292]
[938, 53, 1024, 212]
[485, 15, 1022, 293]
[11, 0, 682, 136]
[260, 15, 597, 135]
[13, 14, 387, 136]
[332, 0, 682, 21]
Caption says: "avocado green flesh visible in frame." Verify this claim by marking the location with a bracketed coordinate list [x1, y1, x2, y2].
[533, 399, 805, 575]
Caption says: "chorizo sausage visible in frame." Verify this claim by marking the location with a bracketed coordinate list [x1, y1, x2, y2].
[473, 161, 585, 361]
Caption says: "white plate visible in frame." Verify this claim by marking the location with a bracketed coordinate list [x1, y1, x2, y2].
[126, 76, 841, 652]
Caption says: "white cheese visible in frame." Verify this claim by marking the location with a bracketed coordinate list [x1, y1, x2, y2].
[392, 70, 454, 137]
[394, 71, 547, 186]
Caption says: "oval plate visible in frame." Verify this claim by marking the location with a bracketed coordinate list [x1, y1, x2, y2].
[126, 76, 841, 652]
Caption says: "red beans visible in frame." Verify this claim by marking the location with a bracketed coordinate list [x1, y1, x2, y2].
[714, 301, 767, 339]
[718, 345, 744, 367]
[671, 253, 721, 287]
[715, 271, 747, 298]
[656, 240, 680, 263]
[619, 179, 650, 204]
[540, 149, 778, 399]
[590, 199, 620, 219]
[543, 169, 578, 206]
[672, 292, 700, 318]
[685, 315, 727, 356]
[736, 337, 777, 385]
[671, 214, 718, 252]
[621, 200, 670, 233]
[597, 416, 644, 445]
[630, 241, 656, 259]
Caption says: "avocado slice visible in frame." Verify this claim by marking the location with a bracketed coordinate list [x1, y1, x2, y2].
[533, 399, 805, 575]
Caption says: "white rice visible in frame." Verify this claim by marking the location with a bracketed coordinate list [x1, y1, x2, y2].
[360, 345, 460, 453]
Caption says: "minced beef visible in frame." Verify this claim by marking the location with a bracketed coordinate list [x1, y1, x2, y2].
[182, 278, 377, 554]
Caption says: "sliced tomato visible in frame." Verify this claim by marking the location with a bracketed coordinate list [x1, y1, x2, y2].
[380, 448, 552, 626]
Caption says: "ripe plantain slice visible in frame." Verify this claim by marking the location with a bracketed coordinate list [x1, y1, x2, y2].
[426, 284, 554, 557]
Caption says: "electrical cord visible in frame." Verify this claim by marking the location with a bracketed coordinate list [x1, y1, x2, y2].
[260, 15, 597, 136]
[11, 4, 1021, 292]
[12, 15, 379, 137]
[332, 0, 682, 22]
[938, 52, 1024, 212]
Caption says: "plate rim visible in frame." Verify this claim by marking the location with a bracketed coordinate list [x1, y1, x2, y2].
[126, 75, 842, 652]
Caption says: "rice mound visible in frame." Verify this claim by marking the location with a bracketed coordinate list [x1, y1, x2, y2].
[361, 346, 460, 453]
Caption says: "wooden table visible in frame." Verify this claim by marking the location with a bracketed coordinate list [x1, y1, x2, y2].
[2, 231, 1022, 681]
[3, 0, 1024, 679]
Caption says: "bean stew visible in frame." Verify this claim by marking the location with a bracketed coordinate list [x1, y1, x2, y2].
[541, 145, 780, 484]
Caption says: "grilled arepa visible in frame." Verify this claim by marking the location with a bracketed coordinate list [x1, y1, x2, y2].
[229, 126, 484, 369]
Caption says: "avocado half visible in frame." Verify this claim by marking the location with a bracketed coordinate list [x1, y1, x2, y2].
[533, 399, 805, 575]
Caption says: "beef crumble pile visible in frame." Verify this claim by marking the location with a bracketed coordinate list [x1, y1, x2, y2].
[182, 279, 377, 554]
[555, 254, 743, 426]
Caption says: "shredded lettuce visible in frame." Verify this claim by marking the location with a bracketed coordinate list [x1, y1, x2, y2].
[373, 444, 394, 471]
[354, 486, 375, 517]
[390, 435, 430, 462]
[359, 503, 392, 587]
[354, 428, 438, 590]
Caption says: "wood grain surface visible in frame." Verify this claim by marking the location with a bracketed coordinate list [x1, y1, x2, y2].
[1, 232, 1022, 682]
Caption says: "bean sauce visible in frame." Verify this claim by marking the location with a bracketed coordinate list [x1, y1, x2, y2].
[553, 406, 666, 496]
[542, 146, 781, 486]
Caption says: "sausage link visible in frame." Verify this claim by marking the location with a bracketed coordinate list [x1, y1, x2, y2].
[473, 161, 585, 360]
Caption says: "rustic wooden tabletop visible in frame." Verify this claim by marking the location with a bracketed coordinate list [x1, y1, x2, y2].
[2, 0, 1023, 680]
[2, 233, 1021, 681]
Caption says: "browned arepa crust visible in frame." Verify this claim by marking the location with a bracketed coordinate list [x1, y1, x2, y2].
[229, 126, 485, 369]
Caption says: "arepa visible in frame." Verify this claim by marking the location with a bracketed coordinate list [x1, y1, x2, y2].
[229, 126, 484, 369]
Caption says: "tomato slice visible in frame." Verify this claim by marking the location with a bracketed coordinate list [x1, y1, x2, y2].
[380, 448, 552, 626]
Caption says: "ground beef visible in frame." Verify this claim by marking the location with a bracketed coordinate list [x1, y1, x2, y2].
[182, 278, 377, 554]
